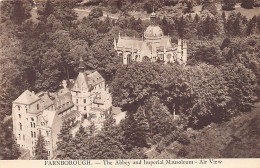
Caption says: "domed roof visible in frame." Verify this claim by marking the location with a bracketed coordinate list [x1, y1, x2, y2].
[144, 25, 164, 39]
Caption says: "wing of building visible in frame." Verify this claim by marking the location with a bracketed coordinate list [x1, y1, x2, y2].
[114, 11, 187, 65]
[12, 57, 112, 159]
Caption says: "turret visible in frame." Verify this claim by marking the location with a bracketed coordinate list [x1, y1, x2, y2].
[150, 8, 156, 25]
[78, 56, 85, 73]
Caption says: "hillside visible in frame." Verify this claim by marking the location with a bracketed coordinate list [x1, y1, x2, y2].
[152, 103, 260, 158]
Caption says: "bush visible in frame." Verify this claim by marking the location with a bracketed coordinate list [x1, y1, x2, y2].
[177, 132, 190, 145]
[177, 147, 189, 157]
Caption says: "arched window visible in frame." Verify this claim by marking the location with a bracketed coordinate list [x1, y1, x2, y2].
[19, 123, 22, 130]
[31, 131, 33, 138]
[31, 118, 34, 121]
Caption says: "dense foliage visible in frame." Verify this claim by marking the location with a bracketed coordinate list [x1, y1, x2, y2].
[0, 0, 260, 159]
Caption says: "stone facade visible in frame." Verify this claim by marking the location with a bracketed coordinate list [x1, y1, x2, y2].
[12, 58, 112, 159]
[114, 12, 188, 65]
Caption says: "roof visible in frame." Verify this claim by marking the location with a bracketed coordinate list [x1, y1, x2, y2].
[61, 110, 81, 121]
[53, 92, 74, 114]
[71, 72, 89, 91]
[117, 37, 143, 49]
[93, 90, 111, 105]
[144, 25, 164, 39]
[87, 71, 105, 87]
[42, 110, 57, 128]
[13, 90, 40, 105]
[38, 93, 54, 109]
[72, 70, 105, 91]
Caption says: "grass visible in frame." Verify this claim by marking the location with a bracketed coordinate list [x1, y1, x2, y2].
[193, 3, 260, 19]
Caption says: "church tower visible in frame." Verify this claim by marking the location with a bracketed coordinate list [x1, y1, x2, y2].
[71, 57, 91, 118]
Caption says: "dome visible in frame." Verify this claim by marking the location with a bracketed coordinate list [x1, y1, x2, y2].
[144, 25, 164, 39]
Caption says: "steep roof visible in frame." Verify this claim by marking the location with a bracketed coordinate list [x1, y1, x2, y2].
[13, 90, 40, 105]
[38, 93, 54, 109]
[71, 72, 89, 91]
[42, 110, 57, 128]
[87, 71, 105, 87]
[53, 92, 73, 114]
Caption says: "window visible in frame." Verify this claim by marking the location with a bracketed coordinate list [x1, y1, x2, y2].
[83, 99, 86, 103]
[23, 135, 25, 140]
[84, 106, 86, 110]
[37, 104, 39, 110]
[39, 130, 41, 135]
[31, 122, 33, 128]
[34, 132, 36, 138]
[47, 151, 50, 156]
[46, 131, 49, 136]
[31, 131, 33, 138]
[19, 122, 22, 130]
[76, 106, 79, 111]
[18, 114, 21, 119]
[31, 118, 34, 121]
[33, 123, 35, 128]
[18, 106, 20, 111]
[76, 99, 78, 103]
[18, 134, 21, 140]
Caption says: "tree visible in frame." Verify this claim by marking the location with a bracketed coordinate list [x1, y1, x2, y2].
[201, 0, 217, 15]
[88, 7, 103, 19]
[56, 121, 74, 159]
[241, 0, 254, 9]
[0, 119, 21, 160]
[0, 0, 32, 24]
[34, 133, 48, 160]
[222, 0, 236, 11]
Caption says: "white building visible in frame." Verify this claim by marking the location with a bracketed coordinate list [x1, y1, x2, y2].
[114, 12, 188, 65]
[12, 58, 113, 159]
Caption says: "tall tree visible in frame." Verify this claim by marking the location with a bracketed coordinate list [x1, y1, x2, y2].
[34, 133, 48, 160]
[0, 119, 21, 160]
[56, 121, 74, 159]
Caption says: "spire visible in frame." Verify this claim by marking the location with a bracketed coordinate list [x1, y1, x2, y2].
[150, 7, 156, 25]
[114, 38, 117, 50]
[78, 56, 85, 72]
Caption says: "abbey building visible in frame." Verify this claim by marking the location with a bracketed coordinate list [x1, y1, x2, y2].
[12, 58, 112, 159]
[114, 12, 188, 65]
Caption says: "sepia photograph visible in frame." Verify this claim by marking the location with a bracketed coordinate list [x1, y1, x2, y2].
[0, 0, 260, 163]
